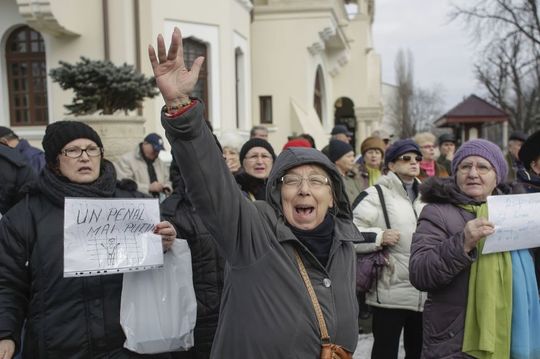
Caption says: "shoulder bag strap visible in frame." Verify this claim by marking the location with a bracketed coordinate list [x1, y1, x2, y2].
[293, 249, 330, 343]
[374, 184, 391, 229]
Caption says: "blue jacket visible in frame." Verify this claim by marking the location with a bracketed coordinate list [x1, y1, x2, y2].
[15, 139, 45, 175]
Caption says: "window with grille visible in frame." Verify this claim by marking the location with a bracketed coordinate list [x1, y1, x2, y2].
[6, 26, 48, 126]
[183, 37, 209, 120]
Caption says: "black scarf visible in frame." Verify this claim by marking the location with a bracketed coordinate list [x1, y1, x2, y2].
[140, 143, 159, 197]
[235, 171, 266, 200]
[38, 161, 117, 207]
[290, 214, 335, 267]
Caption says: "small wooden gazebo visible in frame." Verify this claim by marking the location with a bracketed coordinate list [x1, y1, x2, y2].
[435, 95, 509, 147]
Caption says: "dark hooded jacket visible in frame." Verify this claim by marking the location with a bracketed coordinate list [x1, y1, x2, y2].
[410, 177, 490, 359]
[161, 101, 363, 358]
[0, 162, 169, 359]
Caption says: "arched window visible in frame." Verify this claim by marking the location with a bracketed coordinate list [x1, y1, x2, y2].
[313, 67, 324, 123]
[183, 37, 209, 120]
[6, 26, 48, 126]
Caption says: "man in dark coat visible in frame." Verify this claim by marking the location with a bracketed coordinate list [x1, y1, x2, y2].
[0, 143, 36, 215]
[161, 166, 225, 359]
[0, 126, 45, 174]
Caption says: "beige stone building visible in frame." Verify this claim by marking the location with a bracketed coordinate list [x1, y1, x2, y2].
[0, 0, 381, 157]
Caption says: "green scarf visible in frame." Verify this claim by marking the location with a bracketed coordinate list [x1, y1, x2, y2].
[366, 166, 381, 186]
[460, 204, 513, 359]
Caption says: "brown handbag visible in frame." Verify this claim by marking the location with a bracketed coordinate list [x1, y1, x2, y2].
[293, 250, 353, 359]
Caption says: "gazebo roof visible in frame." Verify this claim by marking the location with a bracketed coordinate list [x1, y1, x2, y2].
[435, 94, 508, 127]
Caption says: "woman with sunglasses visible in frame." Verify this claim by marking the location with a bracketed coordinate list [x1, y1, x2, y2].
[414, 132, 449, 181]
[410, 139, 540, 358]
[0, 121, 177, 359]
[353, 139, 426, 359]
[149, 27, 363, 358]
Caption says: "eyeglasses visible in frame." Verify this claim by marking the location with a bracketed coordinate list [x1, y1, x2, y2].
[396, 155, 422, 162]
[457, 163, 493, 175]
[420, 144, 435, 149]
[281, 174, 329, 188]
[62, 146, 103, 158]
[245, 153, 273, 162]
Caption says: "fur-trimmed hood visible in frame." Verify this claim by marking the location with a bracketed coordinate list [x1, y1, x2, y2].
[420, 176, 518, 205]
[419, 176, 481, 206]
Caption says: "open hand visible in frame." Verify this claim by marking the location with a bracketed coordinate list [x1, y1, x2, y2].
[148, 27, 205, 108]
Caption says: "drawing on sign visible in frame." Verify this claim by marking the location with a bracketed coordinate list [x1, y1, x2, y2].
[64, 198, 163, 277]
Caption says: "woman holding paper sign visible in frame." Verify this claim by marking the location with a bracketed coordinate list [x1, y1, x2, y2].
[409, 139, 540, 359]
[0, 121, 177, 359]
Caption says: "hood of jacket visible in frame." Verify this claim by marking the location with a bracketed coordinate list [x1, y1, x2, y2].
[266, 147, 352, 220]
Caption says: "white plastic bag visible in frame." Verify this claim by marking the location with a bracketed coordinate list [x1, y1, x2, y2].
[120, 239, 197, 354]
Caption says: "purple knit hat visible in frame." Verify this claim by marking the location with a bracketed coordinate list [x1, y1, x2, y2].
[451, 139, 508, 184]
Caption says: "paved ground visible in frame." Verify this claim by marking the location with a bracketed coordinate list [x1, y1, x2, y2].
[353, 334, 405, 359]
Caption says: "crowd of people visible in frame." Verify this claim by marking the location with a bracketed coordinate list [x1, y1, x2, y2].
[0, 26, 540, 359]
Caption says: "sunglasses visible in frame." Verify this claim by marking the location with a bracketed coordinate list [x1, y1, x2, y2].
[396, 155, 422, 162]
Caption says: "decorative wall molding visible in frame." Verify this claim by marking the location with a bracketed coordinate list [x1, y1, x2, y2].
[235, 0, 253, 12]
[308, 41, 325, 55]
[337, 53, 350, 67]
[16, 0, 79, 37]
[319, 26, 335, 42]
[328, 66, 340, 78]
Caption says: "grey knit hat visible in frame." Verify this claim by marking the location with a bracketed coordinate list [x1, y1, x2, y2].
[451, 139, 508, 184]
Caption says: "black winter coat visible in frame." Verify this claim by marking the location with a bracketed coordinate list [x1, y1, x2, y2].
[0, 173, 170, 359]
[0, 144, 35, 215]
[161, 184, 225, 359]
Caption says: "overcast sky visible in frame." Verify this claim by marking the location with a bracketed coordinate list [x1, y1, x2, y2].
[372, 0, 483, 110]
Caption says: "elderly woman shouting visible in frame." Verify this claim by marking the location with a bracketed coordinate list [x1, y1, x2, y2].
[149, 28, 362, 358]
[410, 139, 540, 359]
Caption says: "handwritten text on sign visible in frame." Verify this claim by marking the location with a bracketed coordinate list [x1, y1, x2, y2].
[483, 192, 540, 254]
[64, 198, 163, 277]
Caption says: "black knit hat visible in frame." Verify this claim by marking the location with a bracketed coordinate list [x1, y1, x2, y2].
[329, 139, 354, 163]
[240, 138, 276, 163]
[42, 121, 103, 164]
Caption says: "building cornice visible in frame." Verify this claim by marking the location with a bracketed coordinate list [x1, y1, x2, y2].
[235, 0, 253, 12]
[16, 0, 79, 37]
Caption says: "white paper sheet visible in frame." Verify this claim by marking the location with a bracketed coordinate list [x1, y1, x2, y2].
[64, 198, 163, 277]
[483, 192, 540, 254]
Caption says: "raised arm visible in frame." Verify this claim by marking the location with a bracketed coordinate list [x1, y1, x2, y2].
[148, 28, 271, 266]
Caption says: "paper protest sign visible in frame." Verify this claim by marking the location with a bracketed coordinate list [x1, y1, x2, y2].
[483, 192, 540, 254]
[64, 198, 163, 277]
